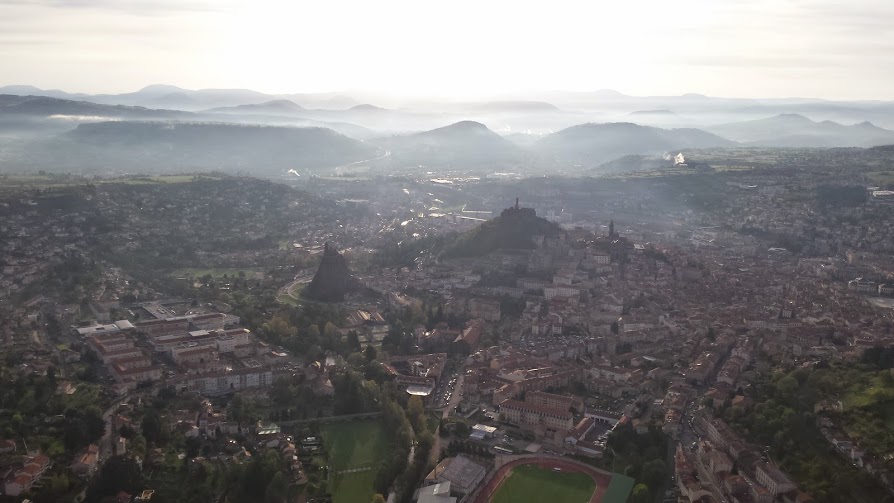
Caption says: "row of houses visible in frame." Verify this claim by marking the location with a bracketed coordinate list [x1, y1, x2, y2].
[3, 454, 51, 497]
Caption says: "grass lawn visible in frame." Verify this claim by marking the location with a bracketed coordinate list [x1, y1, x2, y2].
[841, 371, 894, 410]
[490, 464, 596, 503]
[277, 293, 301, 306]
[275, 281, 308, 306]
[287, 283, 305, 298]
[323, 420, 386, 468]
[328, 469, 378, 503]
[322, 420, 387, 503]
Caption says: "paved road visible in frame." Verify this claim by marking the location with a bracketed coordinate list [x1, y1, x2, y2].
[100, 393, 134, 463]
[442, 372, 464, 419]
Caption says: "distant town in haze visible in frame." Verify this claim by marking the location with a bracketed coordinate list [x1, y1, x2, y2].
[4, 2, 894, 503]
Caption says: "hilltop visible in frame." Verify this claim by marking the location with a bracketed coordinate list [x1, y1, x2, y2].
[303, 242, 358, 302]
[442, 201, 561, 259]
[376, 120, 524, 167]
[205, 99, 306, 115]
[349, 104, 387, 112]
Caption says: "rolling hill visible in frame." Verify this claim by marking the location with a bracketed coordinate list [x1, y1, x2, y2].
[376, 121, 525, 167]
[443, 203, 561, 258]
[9, 122, 378, 176]
[534, 122, 736, 167]
[0, 94, 188, 120]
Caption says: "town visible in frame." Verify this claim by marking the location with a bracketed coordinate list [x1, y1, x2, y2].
[2, 150, 894, 503]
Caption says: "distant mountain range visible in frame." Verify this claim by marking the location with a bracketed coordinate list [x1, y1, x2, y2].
[0, 84, 360, 111]
[6, 82, 894, 130]
[629, 109, 677, 116]
[0, 93, 375, 139]
[464, 101, 560, 113]
[4, 88, 894, 176]
[709, 114, 894, 147]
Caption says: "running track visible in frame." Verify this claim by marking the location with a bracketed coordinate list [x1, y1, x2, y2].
[470, 456, 612, 503]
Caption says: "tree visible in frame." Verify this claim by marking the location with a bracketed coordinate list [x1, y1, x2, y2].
[85, 456, 143, 503]
[131, 435, 147, 457]
[776, 375, 799, 398]
[610, 321, 619, 335]
[347, 352, 366, 369]
[879, 369, 894, 387]
[630, 483, 651, 503]
[641, 459, 666, 490]
[407, 396, 426, 433]
[228, 393, 257, 425]
[63, 407, 105, 452]
[305, 324, 321, 343]
[347, 330, 362, 353]
[365, 344, 378, 362]
[264, 471, 288, 503]
[141, 410, 163, 445]
[270, 377, 294, 407]
[263, 317, 297, 341]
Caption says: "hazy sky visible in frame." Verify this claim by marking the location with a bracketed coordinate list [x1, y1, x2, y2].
[1, 0, 893, 100]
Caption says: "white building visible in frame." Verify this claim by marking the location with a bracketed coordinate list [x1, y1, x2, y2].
[183, 367, 274, 396]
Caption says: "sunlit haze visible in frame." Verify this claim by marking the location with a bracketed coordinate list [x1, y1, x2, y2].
[2, 0, 893, 99]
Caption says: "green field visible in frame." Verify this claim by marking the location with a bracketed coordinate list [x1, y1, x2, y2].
[277, 293, 302, 306]
[322, 420, 387, 503]
[277, 283, 305, 306]
[602, 473, 635, 503]
[867, 170, 894, 186]
[170, 268, 263, 279]
[490, 464, 596, 503]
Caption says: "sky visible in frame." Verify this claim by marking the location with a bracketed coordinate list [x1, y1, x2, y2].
[1, 0, 893, 100]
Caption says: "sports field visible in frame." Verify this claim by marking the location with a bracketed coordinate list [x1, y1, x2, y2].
[322, 420, 386, 503]
[490, 464, 596, 503]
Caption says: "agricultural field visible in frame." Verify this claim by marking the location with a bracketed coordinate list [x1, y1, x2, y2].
[490, 464, 596, 503]
[322, 420, 387, 503]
